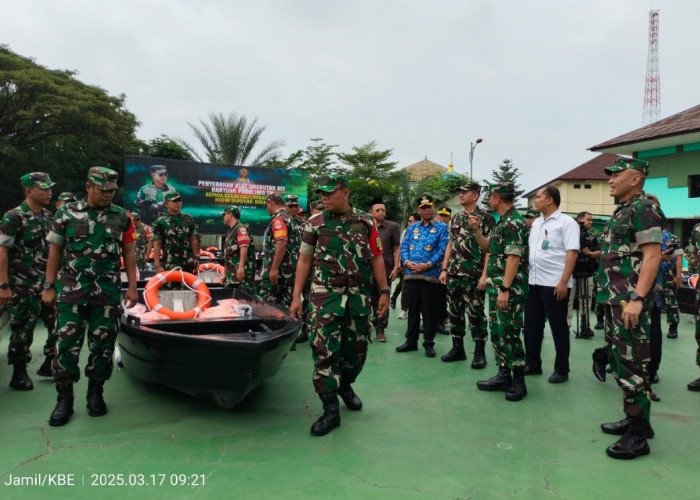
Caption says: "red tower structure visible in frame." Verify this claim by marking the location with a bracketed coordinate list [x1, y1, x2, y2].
[642, 10, 660, 124]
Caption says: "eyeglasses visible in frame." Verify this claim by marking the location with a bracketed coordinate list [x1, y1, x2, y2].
[157, 173, 168, 177]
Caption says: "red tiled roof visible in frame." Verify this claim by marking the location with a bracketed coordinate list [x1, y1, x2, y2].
[523, 153, 619, 197]
[590, 104, 700, 150]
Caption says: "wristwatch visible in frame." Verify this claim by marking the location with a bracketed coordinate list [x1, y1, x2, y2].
[42, 282, 55, 290]
[0, 282, 9, 290]
[499, 284, 511, 292]
[629, 292, 644, 301]
[380, 288, 391, 296]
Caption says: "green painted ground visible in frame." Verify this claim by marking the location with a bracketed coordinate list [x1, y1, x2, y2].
[1, 307, 699, 500]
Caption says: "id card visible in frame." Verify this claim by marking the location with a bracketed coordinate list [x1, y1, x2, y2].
[541, 240, 549, 250]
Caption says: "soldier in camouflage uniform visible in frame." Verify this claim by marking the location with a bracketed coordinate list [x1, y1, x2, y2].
[41, 167, 138, 426]
[135, 164, 174, 224]
[55, 192, 76, 210]
[684, 239, 698, 274]
[131, 213, 153, 270]
[0, 172, 57, 390]
[222, 205, 256, 291]
[473, 182, 529, 402]
[688, 222, 700, 392]
[152, 191, 199, 275]
[594, 158, 662, 460]
[289, 174, 389, 436]
[659, 231, 682, 338]
[259, 193, 300, 308]
[439, 182, 495, 367]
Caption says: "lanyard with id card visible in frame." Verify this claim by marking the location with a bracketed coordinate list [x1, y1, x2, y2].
[541, 229, 549, 250]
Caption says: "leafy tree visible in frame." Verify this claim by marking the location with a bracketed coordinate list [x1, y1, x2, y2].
[0, 45, 139, 211]
[411, 173, 472, 207]
[131, 135, 193, 161]
[481, 158, 524, 209]
[282, 138, 343, 201]
[179, 111, 284, 167]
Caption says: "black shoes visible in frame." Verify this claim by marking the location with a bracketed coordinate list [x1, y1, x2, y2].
[9, 363, 33, 391]
[505, 367, 527, 401]
[524, 366, 542, 376]
[687, 377, 700, 392]
[471, 342, 487, 369]
[650, 391, 661, 402]
[49, 383, 74, 427]
[424, 345, 436, 358]
[477, 366, 512, 392]
[389, 298, 396, 309]
[594, 320, 604, 330]
[338, 385, 362, 411]
[600, 418, 655, 438]
[667, 325, 678, 339]
[548, 372, 568, 384]
[295, 331, 308, 344]
[37, 355, 54, 377]
[592, 348, 608, 382]
[395, 342, 418, 353]
[86, 379, 107, 417]
[441, 338, 467, 362]
[311, 392, 341, 436]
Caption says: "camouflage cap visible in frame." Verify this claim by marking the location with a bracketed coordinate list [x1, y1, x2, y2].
[284, 194, 300, 206]
[604, 157, 650, 176]
[310, 200, 325, 210]
[316, 174, 349, 193]
[20, 172, 56, 189]
[57, 191, 76, 202]
[87, 167, 119, 190]
[164, 191, 182, 202]
[266, 193, 284, 204]
[222, 205, 241, 217]
[487, 182, 514, 196]
[150, 164, 168, 174]
[416, 194, 434, 207]
[457, 181, 481, 193]
[525, 209, 540, 218]
[437, 207, 452, 216]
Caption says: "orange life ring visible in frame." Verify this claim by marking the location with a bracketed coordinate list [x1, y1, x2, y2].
[144, 270, 212, 319]
[690, 274, 699, 288]
[199, 250, 216, 259]
[198, 262, 225, 283]
[206, 246, 218, 252]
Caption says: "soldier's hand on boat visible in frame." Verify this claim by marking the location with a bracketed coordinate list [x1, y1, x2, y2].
[377, 294, 389, 318]
[289, 297, 302, 320]
[123, 288, 139, 309]
[41, 288, 56, 306]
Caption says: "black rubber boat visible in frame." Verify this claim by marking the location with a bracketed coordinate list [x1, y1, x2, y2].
[118, 286, 300, 408]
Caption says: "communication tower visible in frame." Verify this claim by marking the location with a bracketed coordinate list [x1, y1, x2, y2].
[642, 10, 660, 124]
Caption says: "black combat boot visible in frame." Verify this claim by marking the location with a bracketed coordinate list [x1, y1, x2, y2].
[667, 324, 678, 339]
[49, 383, 74, 426]
[9, 363, 33, 391]
[605, 417, 651, 459]
[471, 341, 487, 369]
[505, 366, 527, 401]
[338, 384, 362, 411]
[441, 337, 467, 362]
[476, 365, 512, 392]
[86, 379, 107, 417]
[601, 417, 655, 438]
[310, 391, 341, 436]
[687, 377, 700, 392]
[36, 355, 54, 377]
[592, 348, 608, 382]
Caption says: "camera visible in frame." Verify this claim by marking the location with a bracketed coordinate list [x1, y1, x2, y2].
[574, 227, 598, 278]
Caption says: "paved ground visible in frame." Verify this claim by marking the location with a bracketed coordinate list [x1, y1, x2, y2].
[1, 306, 699, 499]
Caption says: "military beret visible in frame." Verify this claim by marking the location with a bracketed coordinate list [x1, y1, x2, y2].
[87, 167, 119, 191]
[316, 174, 349, 193]
[20, 172, 56, 189]
[604, 157, 650, 176]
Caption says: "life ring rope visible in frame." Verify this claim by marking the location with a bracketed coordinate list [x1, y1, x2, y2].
[144, 268, 212, 319]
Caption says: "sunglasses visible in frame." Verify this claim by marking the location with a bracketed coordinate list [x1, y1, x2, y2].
[157, 173, 168, 177]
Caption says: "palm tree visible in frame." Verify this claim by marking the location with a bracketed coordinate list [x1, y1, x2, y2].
[179, 112, 284, 166]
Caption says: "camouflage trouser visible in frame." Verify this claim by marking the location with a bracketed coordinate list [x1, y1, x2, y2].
[311, 292, 370, 394]
[660, 279, 679, 326]
[603, 305, 651, 421]
[446, 274, 488, 343]
[52, 302, 120, 383]
[301, 281, 312, 340]
[258, 276, 294, 309]
[7, 292, 57, 365]
[487, 293, 525, 370]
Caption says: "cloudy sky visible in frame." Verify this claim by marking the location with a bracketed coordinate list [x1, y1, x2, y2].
[2, 0, 698, 195]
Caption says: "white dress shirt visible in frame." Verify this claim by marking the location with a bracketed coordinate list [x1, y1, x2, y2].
[528, 209, 580, 287]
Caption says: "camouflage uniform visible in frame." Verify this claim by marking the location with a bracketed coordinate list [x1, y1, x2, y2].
[47, 179, 135, 383]
[658, 232, 681, 330]
[135, 165, 174, 224]
[224, 221, 256, 290]
[1, 197, 57, 365]
[485, 206, 529, 369]
[259, 207, 300, 308]
[132, 221, 153, 269]
[446, 206, 495, 344]
[684, 243, 699, 274]
[692, 223, 700, 370]
[596, 192, 662, 421]
[152, 210, 199, 274]
[300, 206, 382, 394]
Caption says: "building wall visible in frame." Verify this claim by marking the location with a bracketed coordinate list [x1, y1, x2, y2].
[525, 180, 615, 217]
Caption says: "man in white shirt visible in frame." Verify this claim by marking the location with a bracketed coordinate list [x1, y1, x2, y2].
[524, 185, 579, 383]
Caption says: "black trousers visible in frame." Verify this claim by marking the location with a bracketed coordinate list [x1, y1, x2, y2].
[524, 284, 571, 375]
[404, 279, 441, 347]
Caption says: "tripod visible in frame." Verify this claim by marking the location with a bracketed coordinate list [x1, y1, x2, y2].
[573, 276, 594, 339]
